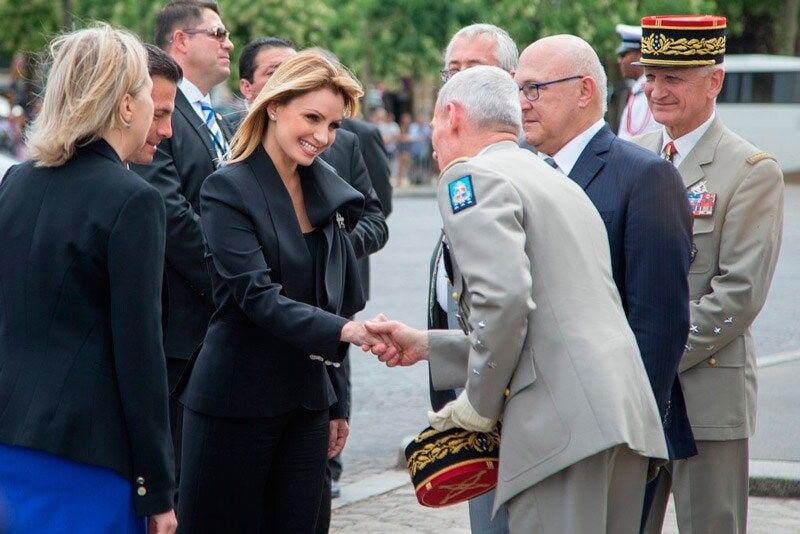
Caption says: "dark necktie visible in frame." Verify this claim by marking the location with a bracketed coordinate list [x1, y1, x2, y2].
[543, 156, 561, 172]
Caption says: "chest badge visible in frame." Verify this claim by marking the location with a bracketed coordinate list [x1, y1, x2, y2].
[688, 192, 716, 217]
[449, 175, 477, 213]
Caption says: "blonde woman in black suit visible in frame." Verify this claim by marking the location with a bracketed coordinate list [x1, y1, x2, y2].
[177, 51, 383, 532]
[0, 25, 176, 533]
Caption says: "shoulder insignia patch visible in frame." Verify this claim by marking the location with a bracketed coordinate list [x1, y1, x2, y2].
[449, 175, 477, 213]
[746, 151, 776, 165]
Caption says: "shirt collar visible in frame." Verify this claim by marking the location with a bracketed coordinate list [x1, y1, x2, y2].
[546, 118, 606, 175]
[178, 78, 210, 106]
[661, 111, 716, 166]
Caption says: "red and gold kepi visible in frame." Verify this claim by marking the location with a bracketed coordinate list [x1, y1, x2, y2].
[638, 15, 726, 67]
[404, 425, 500, 507]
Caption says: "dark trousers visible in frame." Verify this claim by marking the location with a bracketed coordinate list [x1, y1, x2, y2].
[166, 357, 186, 502]
[315, 354, 351, 534]
[178, 406, 329, 533]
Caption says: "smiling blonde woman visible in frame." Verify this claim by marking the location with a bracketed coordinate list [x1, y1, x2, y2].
[175, 51, 380, 532]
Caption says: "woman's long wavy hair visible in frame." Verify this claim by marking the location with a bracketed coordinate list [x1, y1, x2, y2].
[27, 24, 149, 167]
[227, 51, 363, 165]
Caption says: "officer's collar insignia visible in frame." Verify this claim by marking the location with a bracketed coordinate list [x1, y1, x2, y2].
[449, 175, 476, 213]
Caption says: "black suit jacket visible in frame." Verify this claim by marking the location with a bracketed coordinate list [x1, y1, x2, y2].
[321, 128, 388, 300]
[131, 88, 234, 364]
[0, 141, 174, 515]
[569, 125, 696, 459]
[320, 128, 388, 420]
[178, 146, 366, 419]
[342, 117, 392, 217]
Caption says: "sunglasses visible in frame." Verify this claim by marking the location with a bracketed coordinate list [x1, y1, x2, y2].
[180, 26, 230, 41]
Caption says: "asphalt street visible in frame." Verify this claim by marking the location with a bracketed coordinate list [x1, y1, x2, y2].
[340, 182, 800, 482]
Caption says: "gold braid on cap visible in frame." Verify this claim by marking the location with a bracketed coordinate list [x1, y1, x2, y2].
[642, 34, 726, 58]
[406, 429, 500, 477]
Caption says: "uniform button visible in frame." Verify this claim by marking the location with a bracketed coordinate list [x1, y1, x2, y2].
[137, 486, 147, 496]
[504, 388, 510, 397]
[452, 291, 459, 300]
[708, 357, 717, 366]
[136, 476, 145, 485]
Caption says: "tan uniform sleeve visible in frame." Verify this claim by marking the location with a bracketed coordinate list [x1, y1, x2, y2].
[432, 162, 535, 422]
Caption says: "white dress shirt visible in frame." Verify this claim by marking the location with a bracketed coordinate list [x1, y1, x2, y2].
[543, 118, 606, 176]
[660, 112, 716, 169]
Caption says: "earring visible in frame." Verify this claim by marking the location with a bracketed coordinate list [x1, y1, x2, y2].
[269, 113, 276, 121]
[121, 118, 131, 129]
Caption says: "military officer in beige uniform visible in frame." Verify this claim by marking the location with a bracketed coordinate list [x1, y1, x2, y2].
[631, 15, 785, 534]
[366, 66, 667, 533]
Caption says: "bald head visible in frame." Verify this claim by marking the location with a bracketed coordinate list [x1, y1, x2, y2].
[515, 35, 607, 155]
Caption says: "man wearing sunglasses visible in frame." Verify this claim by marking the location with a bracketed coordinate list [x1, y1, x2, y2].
[515, 34, 696, 526]
[131, 0, 234, 497]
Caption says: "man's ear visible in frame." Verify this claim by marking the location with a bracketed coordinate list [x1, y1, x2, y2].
[709, 67, 725, 98]
[239, 79, 252, 102]
[578, 76, 596, 108]
[445, 101, 463, 132]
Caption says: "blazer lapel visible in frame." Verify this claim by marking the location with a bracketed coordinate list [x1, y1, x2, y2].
[678, 116, 723, 190]
[175, 89, 218, 167]
[303, 158, 365, 312]
[569, 126, 612, 190]
[246, 146, 313, 301]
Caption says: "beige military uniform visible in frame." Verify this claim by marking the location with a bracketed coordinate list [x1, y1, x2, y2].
[427, 140, 667, 533]
[635, 117, 784, 534]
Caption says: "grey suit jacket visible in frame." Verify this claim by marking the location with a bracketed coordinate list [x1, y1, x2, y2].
[634, 117, 784, 441]
[428, 141, 667, 511]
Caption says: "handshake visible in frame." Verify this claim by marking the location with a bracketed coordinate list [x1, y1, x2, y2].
[340, 314, 429, 367]
[340, 315, 496, 433]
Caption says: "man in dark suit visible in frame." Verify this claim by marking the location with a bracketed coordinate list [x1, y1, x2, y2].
[515, 34, 696, 521]
[237, 37, 389, 531]
[131, 0, 234, 488]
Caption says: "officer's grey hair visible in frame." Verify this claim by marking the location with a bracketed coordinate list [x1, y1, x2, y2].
[436, 65, 521, 133]
[444, 24, 519, 72]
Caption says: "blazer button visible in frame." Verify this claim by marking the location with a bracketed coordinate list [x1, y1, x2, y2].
[136, 476, 145, 485]
[504, 388, 510, 397]
[452, 291, 460, 300]
[708, 357, 717, 366]
[137, 486, 147, 496]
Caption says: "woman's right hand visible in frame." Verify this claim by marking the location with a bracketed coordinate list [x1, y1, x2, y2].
[149, 509, 178, 534]
[340, 315, 397, 357]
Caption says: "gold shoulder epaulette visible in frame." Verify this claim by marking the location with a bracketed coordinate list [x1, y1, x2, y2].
[746, 151, 776, 165]
[441, 156, 470, 174]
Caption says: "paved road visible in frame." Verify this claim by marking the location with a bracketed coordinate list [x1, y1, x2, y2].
[340, 183, 800, 481]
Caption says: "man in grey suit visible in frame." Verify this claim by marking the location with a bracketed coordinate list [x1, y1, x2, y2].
[428, 24, 519, 533]
[366, 66, 667, 533]
[631, 15, 784, 534]
[131, 0, 234, 489]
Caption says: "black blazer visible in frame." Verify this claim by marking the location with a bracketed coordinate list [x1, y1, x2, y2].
[321, 127, 388, 301]
[342, 117, 392, 217]
[178, 145, 366, 419]
[0, 140, 174, 515]
[569, 125, 696, 460]
[131, 88, 234, 364]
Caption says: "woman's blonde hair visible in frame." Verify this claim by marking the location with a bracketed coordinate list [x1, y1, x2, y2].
[27, 24, 149, 167]
[227, 51, 364, 165]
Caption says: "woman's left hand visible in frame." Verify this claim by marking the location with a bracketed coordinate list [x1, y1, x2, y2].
[328, 418, 349, 458]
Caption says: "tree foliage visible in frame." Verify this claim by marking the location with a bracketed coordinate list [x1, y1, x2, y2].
[0, 0, 796, 87]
